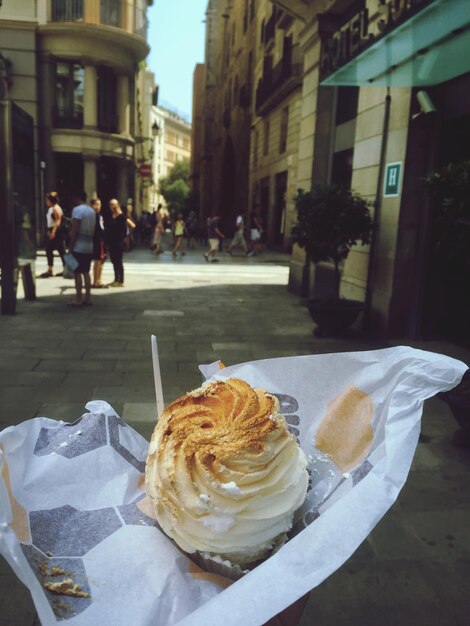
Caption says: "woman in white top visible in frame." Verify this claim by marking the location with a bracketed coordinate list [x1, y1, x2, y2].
[40, 191, 65, 278]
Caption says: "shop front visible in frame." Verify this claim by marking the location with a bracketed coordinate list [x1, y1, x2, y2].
[318, 0, 470, 345]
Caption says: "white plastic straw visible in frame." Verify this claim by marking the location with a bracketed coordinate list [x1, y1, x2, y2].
[151, 335, 165, 419]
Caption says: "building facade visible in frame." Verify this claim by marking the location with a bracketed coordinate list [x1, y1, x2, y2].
[195, 0, 470, 345]
[150, 105, 192, 210]
[249, 2, 303, 248]
[282, 0, 470, 345]
[0, 0, 152, 236]
[195, 0, 257, 233]
[190, 63, 206, 212]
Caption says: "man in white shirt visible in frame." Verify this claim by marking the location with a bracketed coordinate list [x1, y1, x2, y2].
[228, 213, 248, 255]
[68, 190, 96, 307]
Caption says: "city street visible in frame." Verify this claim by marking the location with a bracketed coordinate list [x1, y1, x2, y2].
[1, 246, 469, 625]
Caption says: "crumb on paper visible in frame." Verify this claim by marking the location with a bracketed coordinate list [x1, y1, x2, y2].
[44, 578, 89, 598]
[45, 550, 53, 557]
[50, 567, 66, 577]
[36, 560, 49, 577]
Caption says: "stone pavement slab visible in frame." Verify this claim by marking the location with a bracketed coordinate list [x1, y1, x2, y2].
[0, 246, 469, 625]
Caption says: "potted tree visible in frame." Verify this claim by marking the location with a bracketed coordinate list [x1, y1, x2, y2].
[292, 184, 373, 335]
[425, 160, 470, 446]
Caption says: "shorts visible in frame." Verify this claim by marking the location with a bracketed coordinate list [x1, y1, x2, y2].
[93, 240, 107, 261]
[209, 238, 219, 252]
[251, 228, 261, 241]
[72, 251, 93, 274]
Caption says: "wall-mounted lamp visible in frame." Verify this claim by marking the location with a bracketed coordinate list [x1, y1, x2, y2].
[412, 90, 437, 120]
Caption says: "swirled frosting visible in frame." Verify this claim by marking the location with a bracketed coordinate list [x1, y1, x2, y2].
[145, 378, 308, 567]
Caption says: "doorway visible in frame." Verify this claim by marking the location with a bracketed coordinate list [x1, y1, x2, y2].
[274, 171, 288, 247]
[55, 153, 83, 215]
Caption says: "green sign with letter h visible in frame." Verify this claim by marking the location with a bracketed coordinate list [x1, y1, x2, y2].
[384, 162, 402, 197]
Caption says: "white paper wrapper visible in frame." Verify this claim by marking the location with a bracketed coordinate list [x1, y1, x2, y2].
[0, 347, 467, 626]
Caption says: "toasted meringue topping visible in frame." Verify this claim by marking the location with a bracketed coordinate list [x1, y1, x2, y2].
[145, 378, 308, 567]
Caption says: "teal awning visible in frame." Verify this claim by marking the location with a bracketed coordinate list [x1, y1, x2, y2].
[321, 0, 470, 87]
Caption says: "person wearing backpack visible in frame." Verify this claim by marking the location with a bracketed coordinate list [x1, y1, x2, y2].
[40, 191, 66, 278]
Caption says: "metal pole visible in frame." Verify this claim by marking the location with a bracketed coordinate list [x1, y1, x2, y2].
[363, 89, 391, 332]
[0, 97, 16, 314]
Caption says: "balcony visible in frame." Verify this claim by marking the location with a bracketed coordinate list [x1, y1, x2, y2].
[256, 44, 303, 116]
[50, 0, 148, 39]
[42, 0, 149, 66]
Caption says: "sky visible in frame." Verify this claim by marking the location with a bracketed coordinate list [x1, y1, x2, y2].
[146, 0, 208, 121]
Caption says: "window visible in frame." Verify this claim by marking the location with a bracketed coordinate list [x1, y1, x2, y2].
[260, 19, 265, 47]
[331, 149, 354, 188]
[54, 62, 84, 128]
[51, 0, 84, 21]
[279, 106, 289, 154]
[97, 66, 117, 133]
[250, 0, 255, 20]
[335, 86, 359, 125]
[263, 120, 270, 155]
[100, 0, 121, 28]
[254, 129, 259, 168]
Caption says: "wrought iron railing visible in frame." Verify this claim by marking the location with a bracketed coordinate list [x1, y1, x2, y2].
[255, 45, 302, 115]
[52, 0, 84, 22]
[50, 0, 148, 39]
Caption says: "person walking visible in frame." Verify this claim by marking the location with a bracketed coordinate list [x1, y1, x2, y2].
[172, 213, 187, 258]
[68, 190, 95, 307]
[40, 191, 65, 278]
[107, 199, 127, 287]
[228, 212, 248, 255]
[90, 198, 107, 288]
[152, 205, 165, 254]
[204, 215, 224, 263]
[248, 205, 263, 256]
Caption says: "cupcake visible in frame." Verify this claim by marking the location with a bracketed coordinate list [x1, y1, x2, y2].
[145, 378, 309, 569]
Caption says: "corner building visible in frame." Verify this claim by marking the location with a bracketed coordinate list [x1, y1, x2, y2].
[37, 0, 151, 213]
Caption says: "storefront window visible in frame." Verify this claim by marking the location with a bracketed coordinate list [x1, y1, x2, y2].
[54, 62, 84, 128]
[97, 67, 118, 133]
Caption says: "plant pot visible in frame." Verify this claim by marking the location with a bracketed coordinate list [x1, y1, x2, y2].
[439, 371, 470, 448]
[307, 298, 364, 336]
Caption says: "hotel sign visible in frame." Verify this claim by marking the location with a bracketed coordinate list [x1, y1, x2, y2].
[320, 0, 434, 81]
[384, 162, 402, 197]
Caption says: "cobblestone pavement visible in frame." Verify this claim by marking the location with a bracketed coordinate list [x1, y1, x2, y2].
[1, 245, 469, 625]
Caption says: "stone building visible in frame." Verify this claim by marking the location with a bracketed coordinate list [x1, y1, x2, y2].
[150, 105, 192, 210]
[0, 0, 153, 233]
[195, 0, 470, 345]
[278, 0, 470, 344]
[249, 2, 303, 248]
[195, 0, 258, 234]
[190, 63, 206, 213]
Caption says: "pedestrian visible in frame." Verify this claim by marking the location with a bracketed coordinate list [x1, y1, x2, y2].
[172, 213, 187, 257]
[107, 198, 127, 287]
[152, 204, 165, 254]
[68, 190, 95, 307]
[124, 205, 136, 251]
[228, 212, 248, 255]
[186, 210, 198, 249]
[90, 198, 107, 288]
[40, 191, 65, 278]
[204, 215, 224, 263]
[248, 204, 263, 256]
